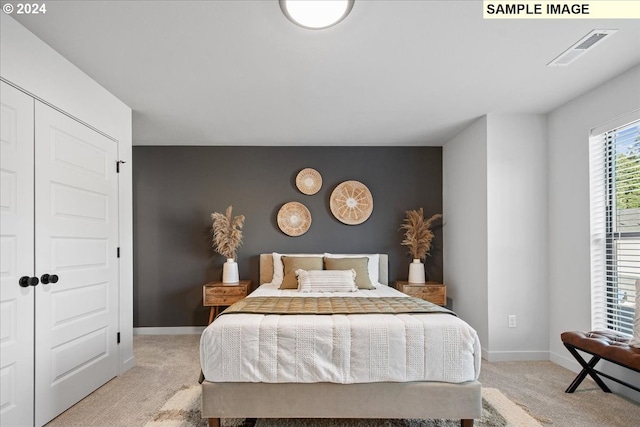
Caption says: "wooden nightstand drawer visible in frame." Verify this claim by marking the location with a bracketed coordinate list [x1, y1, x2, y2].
[203, 280, 251, 324]
[205, 286, 246, 297]
[396, 281, 446, 306]
[205, 294, 245, 306]
[407, 287, 446, 305]
[203, 282, 249, 307]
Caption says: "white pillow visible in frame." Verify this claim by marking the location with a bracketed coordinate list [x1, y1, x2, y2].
[296, 269, 358, 293]
[324, 253, 380, 285]
[631, 279, 640, 348]
[271, 252, 323, 286]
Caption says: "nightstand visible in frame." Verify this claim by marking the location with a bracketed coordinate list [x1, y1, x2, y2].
[203, 280, 250, 324]
[396, 281, 446, 306]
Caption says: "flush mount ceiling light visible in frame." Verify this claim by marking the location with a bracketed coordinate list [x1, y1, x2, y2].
[280, 0, 354, 29]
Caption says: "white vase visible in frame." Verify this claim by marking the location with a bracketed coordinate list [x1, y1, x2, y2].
[222, 258, 239, 284]
[408, 259, 425, 283]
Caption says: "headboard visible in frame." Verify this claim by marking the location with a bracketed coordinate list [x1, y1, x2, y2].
[259, 254, 389, 286]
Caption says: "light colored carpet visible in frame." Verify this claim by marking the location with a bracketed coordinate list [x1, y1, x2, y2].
[45, 335, 640, 427]
[45, 335, 203, 427]
[479, 360, 640, 427]
[144, 386, 542, 427]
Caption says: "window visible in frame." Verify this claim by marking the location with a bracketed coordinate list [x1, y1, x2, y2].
[590, 114, 640, 335]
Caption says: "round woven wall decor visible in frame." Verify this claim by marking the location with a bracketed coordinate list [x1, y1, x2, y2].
[296, 168, 322, 195]
[277, 202, 312, 236]
[329, 180, 373, 225]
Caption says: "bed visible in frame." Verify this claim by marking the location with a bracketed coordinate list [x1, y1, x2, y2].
[200, 253, 482, 427]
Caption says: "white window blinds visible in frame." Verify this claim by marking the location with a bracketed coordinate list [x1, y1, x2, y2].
[590, 114, 640, 335]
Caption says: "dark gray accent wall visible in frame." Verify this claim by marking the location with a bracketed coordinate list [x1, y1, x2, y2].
[133, 146, 442, 327]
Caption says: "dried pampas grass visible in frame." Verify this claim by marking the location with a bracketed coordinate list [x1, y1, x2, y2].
[211, 206, 244, 260]
[400, 208, 442, 261]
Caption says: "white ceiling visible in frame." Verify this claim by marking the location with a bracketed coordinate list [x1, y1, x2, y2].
[11, 0, 640, 146]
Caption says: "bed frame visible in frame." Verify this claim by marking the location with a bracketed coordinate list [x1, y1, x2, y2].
[201, 254, 482, 427]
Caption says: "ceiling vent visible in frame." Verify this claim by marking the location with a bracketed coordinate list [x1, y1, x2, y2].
[547, 29, 617, 67]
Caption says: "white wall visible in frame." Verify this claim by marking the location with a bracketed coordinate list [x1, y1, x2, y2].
[548, 64, 640, 400]
[444, 114, 549, 361]
[442, 65, 640, 398]
[486, 114, 548, 361]
[443, 116, 489, 351]
[0, 14, 135, 373]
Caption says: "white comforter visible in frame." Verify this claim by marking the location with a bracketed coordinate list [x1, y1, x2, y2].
[200, 284, 481, 384]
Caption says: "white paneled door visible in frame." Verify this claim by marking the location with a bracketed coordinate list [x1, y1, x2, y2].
[0, 80, 119, 427]
[34, 102, 119, 426]
[1, 82, 35, 427]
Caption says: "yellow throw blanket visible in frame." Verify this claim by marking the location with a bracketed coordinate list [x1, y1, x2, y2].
[219, 296, 455, 316]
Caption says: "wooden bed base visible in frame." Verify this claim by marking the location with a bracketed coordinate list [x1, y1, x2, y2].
[201, 380, 481, 427]
[200, 254, 482, 426]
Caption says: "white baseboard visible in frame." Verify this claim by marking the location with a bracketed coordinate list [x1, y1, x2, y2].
[133, 326, 206, 335]
[550, 350, 581, 373]
[119, 355, 136, 374]
[483, 350, 550, 362]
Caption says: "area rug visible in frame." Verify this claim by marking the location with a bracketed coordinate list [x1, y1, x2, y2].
[144, 386, 545, 427]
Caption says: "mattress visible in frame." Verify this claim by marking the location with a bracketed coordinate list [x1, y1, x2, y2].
[200, 283, 481, 384]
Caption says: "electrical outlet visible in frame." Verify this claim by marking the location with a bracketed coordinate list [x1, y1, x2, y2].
[508, 315, 517, 328]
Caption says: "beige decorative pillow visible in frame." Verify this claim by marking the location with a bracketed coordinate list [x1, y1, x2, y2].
[631, 279, 640, 348]
[296, 269, 358, 293]
[271, 253, 323, 285]
[324, 253, 380, 285]
[323, 257, 374, 290]
[280, 256, 324, 289]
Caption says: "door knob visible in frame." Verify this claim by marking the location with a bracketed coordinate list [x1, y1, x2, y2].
[19, 276, 39, 287]
[41, 274, 59, 284]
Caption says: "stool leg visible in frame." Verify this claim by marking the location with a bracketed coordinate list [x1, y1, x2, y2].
[565, 357, 596, 393]
[564, 344, 611, 393]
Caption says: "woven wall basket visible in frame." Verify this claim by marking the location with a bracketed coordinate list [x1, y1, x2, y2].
[277, 201, 312, 236]
[329, 180, 373, 225]
[296, 168, 322, 195]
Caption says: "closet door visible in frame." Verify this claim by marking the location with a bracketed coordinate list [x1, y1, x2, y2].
[0, 83, 35, 426]
[34, 102, 119, 426]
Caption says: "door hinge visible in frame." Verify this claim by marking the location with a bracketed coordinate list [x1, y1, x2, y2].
[117, 332, 121, 344]
[116, 160, 126, 173]
[117, 247, 120, 258]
